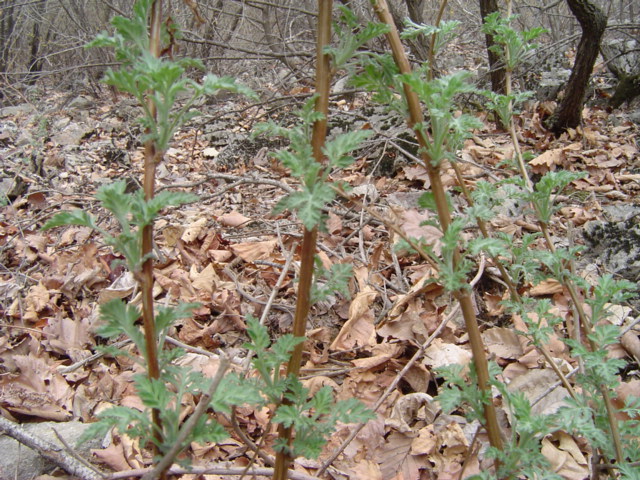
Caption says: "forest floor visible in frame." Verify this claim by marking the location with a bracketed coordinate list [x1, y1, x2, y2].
[0, 87, 639, 480]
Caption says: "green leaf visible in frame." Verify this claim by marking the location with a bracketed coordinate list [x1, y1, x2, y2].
[136, 375, 171, 410]
[98, 299, 145, 353]
[275, 182, 336, 230]
[155, 303, 199, 336]
[137, 191, 198, 226]
[311, 260, 352, 303]
[245, 315, 271, 352]
[42, 210, 98, 230]
[190, 418, 228, 445]
[209, 373, 263, 412]
[323, 130, 372, 168]
[96, 181, 133, 230]
[469, 237, 507, 258]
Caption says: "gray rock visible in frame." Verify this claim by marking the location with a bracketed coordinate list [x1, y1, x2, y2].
[51, 122, 94, 146]
[67, 95, 95, 111]
[0, 104, 35, 118]
[0, 421, 101, 480]
[583, 215, 640, 282]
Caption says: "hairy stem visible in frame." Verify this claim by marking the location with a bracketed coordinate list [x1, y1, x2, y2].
[272, 2, 332, 479]
[141, 0, 163, 466]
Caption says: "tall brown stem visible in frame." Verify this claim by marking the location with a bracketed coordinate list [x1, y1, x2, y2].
[370, 0, 504, 470]
[141, 0, 163, 464]
[272, 2, 333, 479]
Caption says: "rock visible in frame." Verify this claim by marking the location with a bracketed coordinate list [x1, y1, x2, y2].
[67, 95, 95, 110]
[0, 175, 27, 201]
[0, 421, 101, 480]
[51, 122, 94, 146]
[0, 104, 35, 118]
[583, 214, 640, 283]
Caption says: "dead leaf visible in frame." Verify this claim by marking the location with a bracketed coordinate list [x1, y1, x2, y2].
[181, 217, 207, 242]
[99, 271, 136, 303]
[424, 338, 472, 369]
[231, 240, 277, 262]
[529, 147, 564, 171]
[190, 263, 220, 294]
[379, 431, 421, 480]
[23, 282, 50, 322]
[399, 209, 443, 255]
[530, 278, 563, 296]
[387, 393, 440, 433]
[330, 286, 377, 351]
[483, 327, 523, 360]
[218, 210, 251, 227]
[541, 432, 589, 480]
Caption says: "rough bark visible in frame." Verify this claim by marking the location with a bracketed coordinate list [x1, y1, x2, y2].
[547, 0, 607, 134]
[479, 0, 506, 94]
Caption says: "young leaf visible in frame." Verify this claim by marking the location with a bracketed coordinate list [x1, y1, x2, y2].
[42, 210, 98, 230]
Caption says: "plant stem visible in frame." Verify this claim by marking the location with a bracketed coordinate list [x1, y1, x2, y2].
[141, 0, 163, 464]
[370, 0, 504, 469]
[272, 2, 332, 479]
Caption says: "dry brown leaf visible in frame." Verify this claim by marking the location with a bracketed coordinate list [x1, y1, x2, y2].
[230, 239, 277, 262]
[92, 441, 133, 472]
[218, 210, 251, 227]
[23, 282, 50, 322]
[302, 375, 339, 397]
[330, 286, 377, 351]
[483, 327, 523, 360]
[621, 331, 640, 360]
[411, 424, 436, 455]
[424, 338, 472, 369]
[352, 343, 403, 371]
[99, 271, 136, 304]
[613, 379, 640, 420]
[530, 278, 564, 296]
[402, 165, 430, 184]
[529, 147, 564, 171]
[326, 211, 342, 234]
[541, 432, 588, 480]
[403, 361, 432, 394]
[387, 393, 439, 433]
[429, 421, 469, 477]
[399, 209, 443, 255]
[378, 431, 421, 480]
[42, 316, 93, 359]
[190, 263, 220, 294]
[181, 217, 207, 243]
[507, 369, 570, 416]
[349, 459, 383, 480]
[387, 273, 440, 319]
[161, 225, 183, 247]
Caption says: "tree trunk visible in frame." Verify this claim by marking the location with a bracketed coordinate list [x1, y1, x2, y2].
[479, 0, 506, 94]
[0, 1, 17, 74]
[26, 0, 49, 86]
[546, 0, 607, 134]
